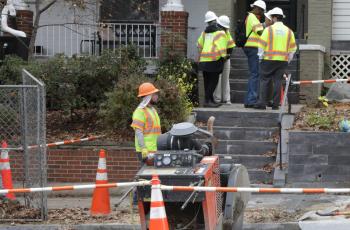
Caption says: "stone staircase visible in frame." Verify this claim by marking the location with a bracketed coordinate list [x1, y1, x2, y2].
[230, 48, 299, 104]
[195, 106, 279, 184]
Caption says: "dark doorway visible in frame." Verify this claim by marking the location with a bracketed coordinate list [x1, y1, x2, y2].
[247, 0, 297, 32]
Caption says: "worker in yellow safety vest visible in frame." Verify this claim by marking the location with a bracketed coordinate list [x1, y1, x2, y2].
[213, 15, 236, 105]
[197, 11, 229, 108]
[131, 82, 161, 163]
[243, 0, 266, 108]
[254, 7, 297, 110]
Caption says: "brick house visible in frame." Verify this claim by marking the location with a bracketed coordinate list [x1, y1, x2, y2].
[8, 0, 348, 183]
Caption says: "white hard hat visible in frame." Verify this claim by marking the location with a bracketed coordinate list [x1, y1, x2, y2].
[269, 7, 285, 18]
[217, 15, 230, 29]
[205, 11, 217, 23]
[264, 10, 272, 21]
[250, 0, 266, 12]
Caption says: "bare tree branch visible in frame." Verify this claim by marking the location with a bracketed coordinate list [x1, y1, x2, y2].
[39, 0, 57, 14]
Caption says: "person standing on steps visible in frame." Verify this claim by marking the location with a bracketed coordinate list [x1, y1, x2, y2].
[254, 7, 297, 110]
[198, 11, 229, 108]
[261, 9, 275, 107]
[243, 0, 266, 108]
[213, 15, 236, 105]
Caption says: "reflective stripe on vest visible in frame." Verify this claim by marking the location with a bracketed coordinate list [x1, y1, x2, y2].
[264, 24, 292, 61]
[199, 31, 227, 62]
[245, 13, 263, 48]
[132, 107, 161, 152]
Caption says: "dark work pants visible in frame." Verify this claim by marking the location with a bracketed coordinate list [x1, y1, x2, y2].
[203, 71, 221, 103]
[258, 60, 288, 106]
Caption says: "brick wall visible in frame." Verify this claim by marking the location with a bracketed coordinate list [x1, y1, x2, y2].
[16, 10, 34, 38]
[10, 147, 140, 183]
[160, 11, 189, 58]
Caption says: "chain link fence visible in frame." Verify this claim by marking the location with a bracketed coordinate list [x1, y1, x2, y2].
[0, 69, 47, 220]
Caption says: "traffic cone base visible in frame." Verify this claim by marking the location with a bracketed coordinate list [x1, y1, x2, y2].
[90, 149, 111, 215]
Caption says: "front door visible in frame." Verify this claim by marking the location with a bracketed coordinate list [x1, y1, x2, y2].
[247, 0, 297, 32]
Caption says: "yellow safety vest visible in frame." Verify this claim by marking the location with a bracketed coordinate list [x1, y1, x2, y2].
[131, 106, 161, 152]
[197, 30, 228, 62]
[258, 22, 297, 61]
[226, 31, 236, 49]
[245, 13, 264, 48]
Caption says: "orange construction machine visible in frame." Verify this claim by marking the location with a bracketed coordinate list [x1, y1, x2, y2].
[135, 118, 250, 230]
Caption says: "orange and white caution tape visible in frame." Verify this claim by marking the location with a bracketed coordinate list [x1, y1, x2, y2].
[27, 135, 105, 150]
[292, 78, 350, 85]
[160, 185, 350, 194]
[0, 181, 150, 195]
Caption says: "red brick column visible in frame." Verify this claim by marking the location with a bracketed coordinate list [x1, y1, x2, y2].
[16, 10, 34, 38]
[3, 10, 33, 37]
[160, 11, 189, 59]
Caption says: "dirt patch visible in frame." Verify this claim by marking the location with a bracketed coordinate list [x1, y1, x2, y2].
[293, 102, 350, 132]
[0, 197, 138, 225]
[47, 110, 133, 143]
[46, 208, 139, 225]
[244, 208, 302, 223]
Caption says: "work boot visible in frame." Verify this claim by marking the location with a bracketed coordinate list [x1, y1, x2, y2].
[204, 101, 220, 108]
[253, 104, 266, 110]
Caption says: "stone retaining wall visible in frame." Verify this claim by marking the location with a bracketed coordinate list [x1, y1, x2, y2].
[288, 131, 350, 183]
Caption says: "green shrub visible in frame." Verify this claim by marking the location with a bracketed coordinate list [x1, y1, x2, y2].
[157, 57, 198, 106]
[0, 55, 30, 84]
[306, 111, 335, 129]
[99, 75, 193, 132]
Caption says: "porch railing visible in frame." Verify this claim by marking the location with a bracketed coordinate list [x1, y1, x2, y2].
[34, 23, 159, 58]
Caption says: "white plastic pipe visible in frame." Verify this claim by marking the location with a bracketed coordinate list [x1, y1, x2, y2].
[1, 3, 26, 37]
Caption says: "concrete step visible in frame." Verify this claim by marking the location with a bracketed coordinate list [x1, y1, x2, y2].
[230, 69, 299, 80]
[219, 154, 274, 169]
[195, 107, 280, 127]
[212, 126, 277, 141]
[230, 79, 248, 91]
[216, 140, 277, 155]
[230, 58, 298, 69]
[230, 90, 246, 103]
[246, 169, 274, 184]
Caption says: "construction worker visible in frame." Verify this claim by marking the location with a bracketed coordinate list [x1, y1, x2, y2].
[262, 10, 275, 107]
[198, 11, 229, 108]
[243, 0, 266, 108]
[214, 15, 236, 105]
[131, 82, 161, 163]
[254, 7, 297, 110]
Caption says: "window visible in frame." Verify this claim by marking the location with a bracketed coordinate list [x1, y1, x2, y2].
[100, 0, 159, 22]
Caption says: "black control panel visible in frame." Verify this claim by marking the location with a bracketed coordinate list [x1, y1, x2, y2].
[154, 150, 200, 168]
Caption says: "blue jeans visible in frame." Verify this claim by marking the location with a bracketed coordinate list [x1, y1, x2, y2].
[243, 47, 259, 105]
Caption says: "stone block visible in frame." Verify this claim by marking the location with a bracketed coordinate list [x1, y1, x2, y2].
[288, 144, 312, 154]
[289, 154, 328, 165]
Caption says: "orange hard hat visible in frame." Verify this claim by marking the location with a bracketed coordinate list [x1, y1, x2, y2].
[138, 82, 159, 97]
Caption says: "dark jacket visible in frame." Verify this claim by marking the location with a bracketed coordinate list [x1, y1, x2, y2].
[199, 24, 225, 73]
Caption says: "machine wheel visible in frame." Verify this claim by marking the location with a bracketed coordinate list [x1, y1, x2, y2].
[221, 164, 250, 230]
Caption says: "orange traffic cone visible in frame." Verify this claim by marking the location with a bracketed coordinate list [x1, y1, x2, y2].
[90, 149, 111, 215]
[1, 141, 15, 200]
[149, 175, 169, 230]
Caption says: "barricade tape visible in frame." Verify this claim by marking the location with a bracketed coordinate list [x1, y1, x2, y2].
[292, 78, 350, 85]
[27, 135, 105, 150]
[0, 181, 150, 195]
[160, 185, 350, 194]
[3, 182, 350, 195]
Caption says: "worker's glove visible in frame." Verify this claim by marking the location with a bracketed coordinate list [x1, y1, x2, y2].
[141, 148, 149, 159]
